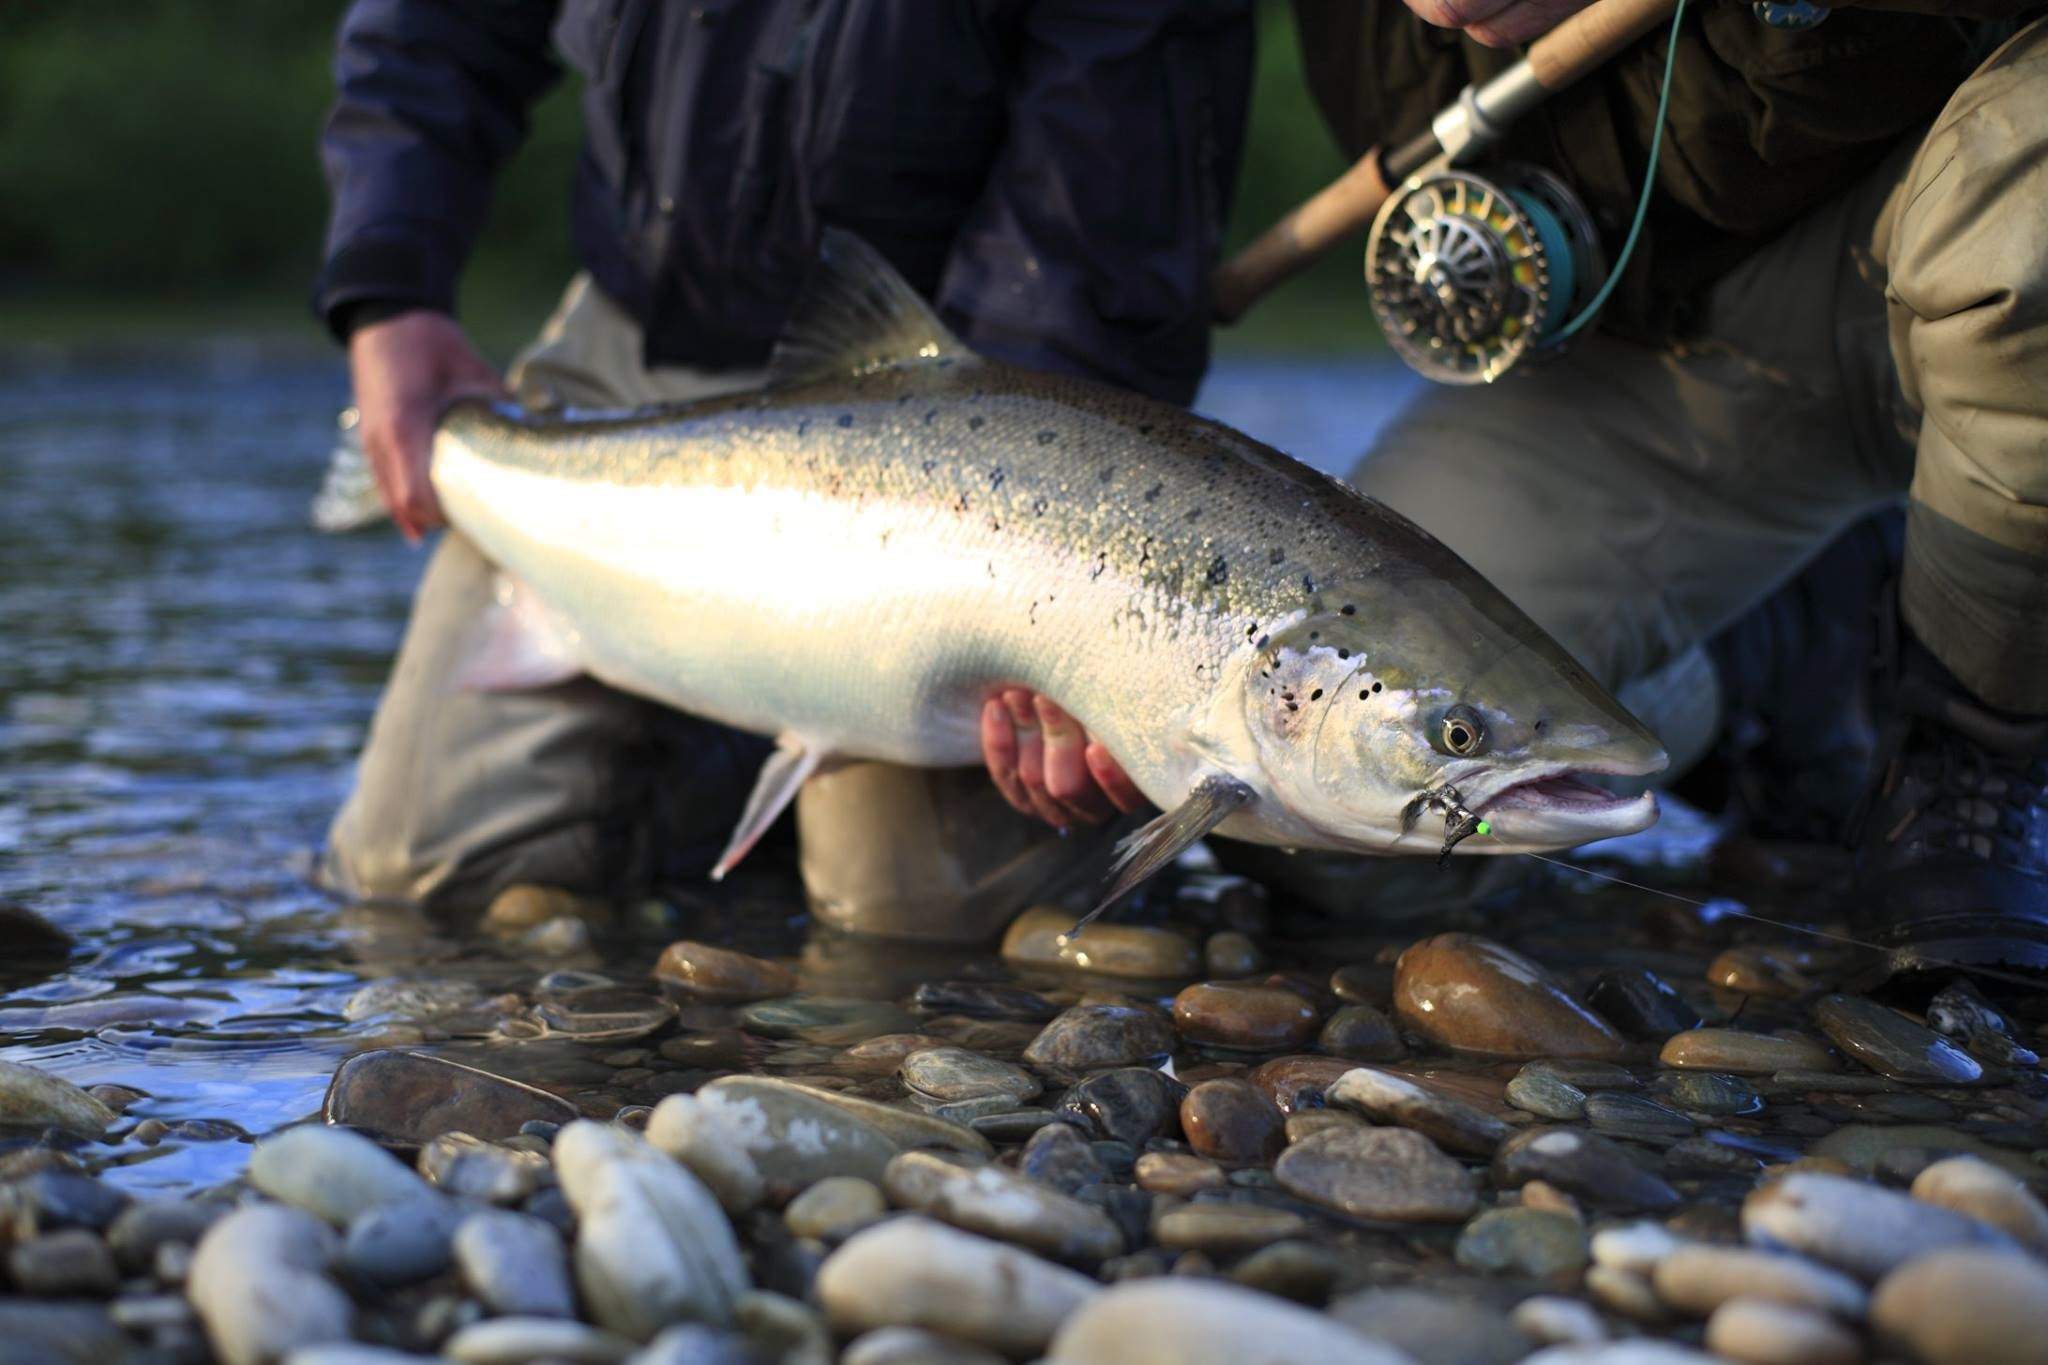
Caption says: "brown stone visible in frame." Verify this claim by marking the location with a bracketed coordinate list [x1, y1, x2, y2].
[1244, 1055, 1353, 1114]
[324, 1050, 577, 1143]
[1316, 1004, 1406, 1062]
[1001, 905, 1199, 980]
[653, 940, 796, 1004]
[1658, 1029, 1838, 1075]
[1172, 981, 1320, 1051]
[1179, 1078, 1285, 1165]
[1274, 1127, 1479, 1223]
[1706, 946, 1818, 999]
[1134, 1152, 1227, 1197]
[1393, 933, 1624, 1060]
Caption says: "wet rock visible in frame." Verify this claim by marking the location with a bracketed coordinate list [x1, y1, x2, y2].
[325, 1050, 577, 1142]
[1394, 933, 1625, 1060]
[248, 1124, 430, 1224]
[0, 1303, 133, 1364]
[1704, 1298, 1858, 1365]
[1171, 981, 1318, 1051]
[1871, 1247, 2048, 1365]
[1018, 1122, 1109, 1194]
[1586, 1265, 1671, 1325]
[444, 1317, 634, 1363]
[1910, 1156, 2048, 1250]
[884, 1150, 1123, 1262]
[417, 1131, 550, 1204]
[1153, 1201, 1307, 1253]
[1585, 1092, 1695, 1141]
[1658, 1072, 1762, 1116]
[1507, 1067, 1588, 1121]
[1002, 905, 1199, 981]
[486, 883, 611, 933]
[1244, 1054, 1354, 1114]
[0, 1059, 116, 1138]
[1742, 1172, 2013, 1280]
[340, 1196, 458, 1285]
[784, 1176, 885, 1242]
[452, 1208, 573, 1318]
[1512, 1296, 1607, 1347]
[1807, 1122, 2041, 1184]
[1707, 947, 1818, 999]
[1810, 994, 1982, 1085]
[1525, 1059, 1639, 1091]
[106, 1198, 225, 1273]
[734, 1290, 831, 1365]
[1227, 1240, 1343, 1303]
[18, 1171, 129, 1231]
[653, 940, 795, 1003]
[1021, 1004, 1174, 1078]
[1056, 1068, 1184, 1147]
[736, 997, 918, 1045]
[969, 1109, 1060, 1142]
[1275, 1125, 1477, 1223]
[1315, 1003, 1406, 1062]
[1651, 1245, 1865, 1318]
[1326, 1286, 1527, 1364]
[1586, 968, 1699, 1041]
[1494, 1127, 1680, 1213]
[910, 980, 1060, 1022]
[7, 1229, 118, 1296]
[901, 1048, 1040, 1104]
[1202, 931, 1264, 978]
[841, 1326, 1007, 1365]
[1455, 1208, 1589, 1278]
[1327, 1066, 1509, 1155]
[1046, 1279, 1406, 1365]
[816, 1217, 1098, 1357]
[553, 1120, 749, 1338]
[1591, 1221, 1688, 1275]
[1664, 1137, 1766, 1179]
[1658, 1030, 1836, 1075]
[1177, 1078, 1284, 1165]
[1133, 1152, 1225, 1197]
[189, 1204, 351, 1365]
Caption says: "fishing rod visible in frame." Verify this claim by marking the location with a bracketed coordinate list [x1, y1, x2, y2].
[1212, 0, 1687, 383]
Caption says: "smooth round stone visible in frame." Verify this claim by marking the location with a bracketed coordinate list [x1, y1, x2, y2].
[910, 981, 1059, 1022]
[452, 1209, 574, 1318]
[444, 1317, 634, 1364]
[1494, 1127, 1680, 1214]
[1586, 968, 1701, 1042]
[7, 1229, 118, 1296]
[1327, 1066, 1509, 1155]
[1507, 1069, 1588, 1121]
[1585, 1092, 1695, 1141]
[1811, 994, 1982, 1084]
[1586, 1265, 1669, 1325]
[1331, 1286, 1530, 1364]
[1202, 931, 1265, 978]
[1524, 1059, 1639, 1091]
[1807, 1123, 2040, 1184]
[1659, 1030, 1837, 1075]
[1520, 1179, 1584, 1220]
[1704, 1298, 1858, 1365]
[1284, 1111, 1363, 1144]
[737, 996, 917, 1045]
[818, 1217, 1099, 1357]
[1512, 1295, 1608, 1347]
[248, 1125, 430, 1225]
[1153, 1202, 1307, 1253]
[1455, 1208, 1589, 1278]
[1002, 905, 1199, 981]
[485, 883, 610, 932]
[1134, 1152, 1225, 1197]
[784, 1176, 886, 1242]
[1178, 1078, 1284, 1165]
[340, 1196, 457, 1285]
[1056, 1068, 1185, 1147]
[190, 1205, 350, 1365]
[1742, 1172, 2013, 1281]
[1274, 1125, 1478, 1223]
[1316, 1003, 1406, 1062]
[1707, 947, 1818, 1000]
[1872, 1247, 2048, 1365]
[653, 941, 795, 1004]
[842, 1327, 1007, 1365]
[1170, 981, 1319, 1051]
[1243, 1054, 1354, 1114]
[1393, 933, 1625, 1060]
[902, 1048, 1040, 1104]
[325, 1050, 578, 1143]
[1911, 1156, 2048, 1250]
[0, 1060, 117, 1138]
[1649, 1244, 1865, 1318]
[1018, 1122, 1111, 1193]
[1659, 1072, 1763, 1116]
[1664, 1137, 1767, 1179]
[17, 1171, 130, 1232]
[418, 1132, 550, 1204]
[106, 1199, 226, 1273]
[1591, 1221, 1689, 1275]
[1046, 1279, 1407, 1365]
[626, 1325, 753, 1365]
[1021, 1004, 1174, 1078]
[884, 1150, 1123, 1262]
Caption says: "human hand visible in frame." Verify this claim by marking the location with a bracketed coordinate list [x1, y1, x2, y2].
[347, 309, 506, 541]
[1401, 0, 1593, 47]
[980, 689, 1148, 830]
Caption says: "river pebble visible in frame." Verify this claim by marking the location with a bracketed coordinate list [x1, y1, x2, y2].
[417, 1131, 550, 1204]
[901, 1047, 1040, 1104]
[884, 1149, 1124, 1261]
[340, 1195, 458, 1285]
[1494, 1127, 1680, 1213]
[1393, 933, 1624, 1059]
[1513, 1296, 1608, 1347]
[1274, 1125, 1478, 1222]
[840, 1326, 1007, 1365]
[1658, 1071, 1762, 1116]
[1056, 1067, 1184, 1146]
[1153, 1201, 1307, 1253]
[1327, 1066, 1509, 1155]
[1177, 1077, 1285, 1165]
[1171, 981, 1319, 1051]
[18, 1170, 129, 1231]
[1002, 905, 1199, 981]
[7, 1229, 118, 1296]
[1454, 1207, 1589, 1278]
[1046, 1279, 1411, 1365]
[816, 1217, 1099, 1357]
[1133, 1151, 1225, 1196]
[444, 1316, 635, 1363]
[737, 996, 917, 1045]
[1332, 1286, 1530, 1364]
[1910, 1155, 2048, 1249]
[1658, 1030, 1836, 1075]
[1017, 1121, 1111, 1193]
[107, 1198, 226, 1272]
[1742, 1172, 2013, 1280]
[1585, 967, 1700, 1040]
[1020, 1003, 1174, 1078]
[324, 1050, 578, 1142]
[188, 1204, 352, 1365]
[248, 1124, 431, 1225]
[1315, 1002, 1406, 1061]
[1707, 947, 1818, 1000]
[1649, 1245, 1866, 1318]
[653, 940, 795, 1003]
[1870, 1246, 2048, 1365]
[1584, 1092, 1694, 1141]
[1202, 931, 1264, 978]
[450, 1208, 574, 1318]
[1703, 1298, 1859, 1365]
[0, 1060, 116, 1138]
[1508, 1068, 1588, 1120]
[1810, 994, 1983, 1084]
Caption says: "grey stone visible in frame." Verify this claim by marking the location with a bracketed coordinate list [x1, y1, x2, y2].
[784, 1176, 885, 1242]
[1507, 1068, 1588, 1121]
[7, 1229, 118, 1296]
[1743, 1172, 2014, 1280]
[1658, 1072, 1762, 1117]
[106, 1198, 226, 1273]
[1327, 1066, 1509, 1155]
[1584, 1093, 1695, 1142]
[188, 1204, 352, 1365]
[0, 1060, 117, 1138]
[1494, 1127, 1680, 1213]
[444, 1317, 635, 1363]
[1021, 1005, 1174, 1078]
[1455, 1208, 1590, 1278]
[884, 1150, 1123, 1261]
[1274, 1125, 1478, 1223]
[453, 1208, 574, 1317]
[340, 1197, 457, 1286]
[1046, 1279, 1408, 1364]
[1018, 1123, 1109, 1195]
[900, 1048, 1040, 1105]
[1055, 1068, 1185, 1147]
[418, 1132, 550, 1204]
[841, 1326, 1007, 1365]
[248, 1124, 431, 1225]
[735, 997, 917, 1045]
[1330, 1286, 1530, 1365]
[1811, 995, 1983, 1085]
[324, 1050, 578, 1143]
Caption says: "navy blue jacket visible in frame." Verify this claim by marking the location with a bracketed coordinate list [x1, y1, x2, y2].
[316, 0, 1253, 404]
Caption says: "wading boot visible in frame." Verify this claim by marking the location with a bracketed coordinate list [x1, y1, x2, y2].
[1846, 607, 2048, 973]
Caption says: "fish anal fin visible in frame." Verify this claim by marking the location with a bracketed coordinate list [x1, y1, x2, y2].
[454, 573, 584, 692]
[768, 229, 974, 388]
[1071, 775, 1255, 933]
[711, 736, 829, 881]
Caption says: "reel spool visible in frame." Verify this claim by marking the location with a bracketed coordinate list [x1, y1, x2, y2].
[1365, 164, 1606, 385]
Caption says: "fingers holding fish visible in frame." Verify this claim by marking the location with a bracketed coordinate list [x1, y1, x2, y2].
[1084, 740, 1148, 815]
[346, 309, 506, 541]
[1033, 696, 1119, 824]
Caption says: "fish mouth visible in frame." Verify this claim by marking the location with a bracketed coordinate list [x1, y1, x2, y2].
[1467, 765, 1660, 849]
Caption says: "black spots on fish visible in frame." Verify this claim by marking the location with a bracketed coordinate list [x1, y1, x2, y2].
[987, 516, 1002, 533]
[1308, 631, 1319, 641]
[1089, 552, 1107, 582]
[938, 357, 957, 368]
[1309, 688, 1323, 701]
[897, 393, 913, 404]
[1268, 547, 1285, 565]
[1534, 718, 1549, 734]
[1138, 536, 1155, 567]
[1255, 634, 1270, 650]
[924, 409, 937, 424]
[1138, 423, 1154, 436]
[1099, 466, 1116, 484]
[1032, 497, 1048, 516]
[922, 458, 937, 474]
[1337, 648, 1351, 660]
[796, 418, 810, 437]
[1184, 507, 1203, 523]
[1285, 701, 1299, 713]
[838, 413, 854, 428]
[1036, 429, 1058, 445]
[989, 467, 1005, 489]
[1144, 483, 1163, 503]
[1206, 555, 1228, 585]
[954, 492, 972, 514]
[968, 415, 985, 431]
[1302, 574, 1317, 595]
[1355, 681, 1383, 703]
[1341, 603, 1357, 616]
[1244, 622, 1258, 639]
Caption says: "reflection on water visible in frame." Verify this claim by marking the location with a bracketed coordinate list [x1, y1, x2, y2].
[0, 347, 1421, 1194]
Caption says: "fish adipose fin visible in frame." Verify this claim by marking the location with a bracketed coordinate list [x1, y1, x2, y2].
[768, 229, 975, 388]
[1076, 775, 1256, 930]
[711, 736, 828, 881]
[454, 573, 584, 691]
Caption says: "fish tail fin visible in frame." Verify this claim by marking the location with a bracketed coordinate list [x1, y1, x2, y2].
[309, 408, 389, 533]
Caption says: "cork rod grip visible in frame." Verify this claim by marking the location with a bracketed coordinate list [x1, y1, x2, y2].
[1211, 150, 1391, 324]
[1526, 0, 1680, 91]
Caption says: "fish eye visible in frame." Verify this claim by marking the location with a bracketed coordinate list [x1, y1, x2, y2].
[1435, 705, 1485, 757]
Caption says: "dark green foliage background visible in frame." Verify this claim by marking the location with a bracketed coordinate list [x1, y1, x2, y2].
[0, 2, 1368, 352]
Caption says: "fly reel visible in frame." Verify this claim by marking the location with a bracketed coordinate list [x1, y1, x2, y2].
[1366, 164, 1606, 385]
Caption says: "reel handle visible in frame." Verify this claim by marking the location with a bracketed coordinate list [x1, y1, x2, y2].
[1211, 0, 1682, 324]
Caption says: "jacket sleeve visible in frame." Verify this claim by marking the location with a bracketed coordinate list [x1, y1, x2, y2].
[935, 0, 1254, 406]
[313, 0, 562, 339]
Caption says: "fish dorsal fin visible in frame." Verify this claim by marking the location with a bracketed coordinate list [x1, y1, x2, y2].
[768, 228, 973, 387]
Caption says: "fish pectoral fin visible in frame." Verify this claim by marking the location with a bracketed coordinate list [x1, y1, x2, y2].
[453, 573, 584, 692]
[710, 736, 830, 882]
[767, 229, 976, 388]
[1076, 774, 1255, 930]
